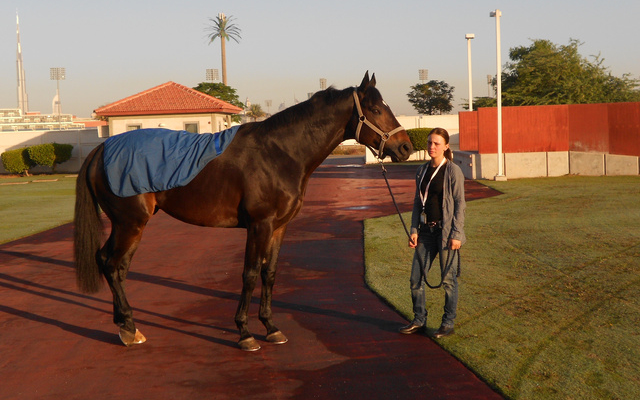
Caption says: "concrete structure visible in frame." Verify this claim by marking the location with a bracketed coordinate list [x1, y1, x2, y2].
[365, 114, 459, 163]
[0, 128, 103, 174]
[16, 13, 28, 115]
[0, 108, 85, 132]
[395, 114, 459, 136]
[454, 150, 639, 179]
[94, 81, 242, 137]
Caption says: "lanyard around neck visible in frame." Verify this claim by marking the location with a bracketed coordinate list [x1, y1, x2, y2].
[420, 157, 447, 206]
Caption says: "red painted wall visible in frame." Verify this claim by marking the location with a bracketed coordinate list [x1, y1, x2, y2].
[459, 111, 478, 151]
[502, 105, 569, 153]
[459, 102, 640, 156]
[568, 103, 609, 152]
[476, 108, 497, 154]
[608, 102, 640, 156]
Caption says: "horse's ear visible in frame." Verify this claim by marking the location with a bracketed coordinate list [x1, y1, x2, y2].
[359, 71, 370, 91]
[370, 73, 376, 87]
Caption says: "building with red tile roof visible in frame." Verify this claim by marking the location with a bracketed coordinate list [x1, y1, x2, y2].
[94, 81, 243, 137]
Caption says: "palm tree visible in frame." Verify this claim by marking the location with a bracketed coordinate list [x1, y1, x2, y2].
[246, 104, 266, 122]
[206, 13, 241, 85]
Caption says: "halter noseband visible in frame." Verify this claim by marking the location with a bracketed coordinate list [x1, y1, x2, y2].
[352, 90, 405, 159]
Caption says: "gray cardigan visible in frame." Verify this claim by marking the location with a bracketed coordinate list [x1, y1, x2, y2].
[410, 160, 467, 249]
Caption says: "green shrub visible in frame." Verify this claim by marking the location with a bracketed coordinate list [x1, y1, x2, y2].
[27, 144, 56, 169]
[1, 148, 35, 175]
[406, 128, 433, 151]
[53, 143, 73, 166]
[27, 143, 73, 171]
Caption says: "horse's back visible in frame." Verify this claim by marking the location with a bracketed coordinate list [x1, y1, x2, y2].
[155, 124, 308, 229]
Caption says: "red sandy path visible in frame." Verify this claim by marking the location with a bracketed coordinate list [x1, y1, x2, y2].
[0, 161, 503, 400]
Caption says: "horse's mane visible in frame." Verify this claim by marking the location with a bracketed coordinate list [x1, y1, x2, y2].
[258, 86, 353, 132]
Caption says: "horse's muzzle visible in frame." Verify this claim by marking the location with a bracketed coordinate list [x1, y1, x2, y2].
[387, 141, 413, 162]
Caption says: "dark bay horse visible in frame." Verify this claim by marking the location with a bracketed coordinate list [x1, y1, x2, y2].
[74, 72, 413, 351]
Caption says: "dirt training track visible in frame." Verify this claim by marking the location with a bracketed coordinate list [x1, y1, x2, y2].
[0, 158, 502, 400]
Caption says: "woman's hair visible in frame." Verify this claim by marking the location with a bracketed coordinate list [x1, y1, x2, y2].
[429, 127, 453, 160]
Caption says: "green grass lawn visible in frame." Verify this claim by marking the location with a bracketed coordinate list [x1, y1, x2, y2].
[365, 175, 640, 400]
[0, 174, 77, 244]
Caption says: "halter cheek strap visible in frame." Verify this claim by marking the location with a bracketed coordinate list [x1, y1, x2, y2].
[352, 90, 405, 159]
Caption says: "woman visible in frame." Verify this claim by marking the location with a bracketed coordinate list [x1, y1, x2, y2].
[399, 128, 466, 338]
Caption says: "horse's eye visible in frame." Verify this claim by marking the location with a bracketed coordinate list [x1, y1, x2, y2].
[371, 108, 381, 115]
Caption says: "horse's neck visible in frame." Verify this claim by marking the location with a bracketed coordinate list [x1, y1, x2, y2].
[294, 93, 354, 172]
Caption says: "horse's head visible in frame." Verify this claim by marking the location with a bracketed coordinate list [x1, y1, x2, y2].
[351, 72, 413, 162]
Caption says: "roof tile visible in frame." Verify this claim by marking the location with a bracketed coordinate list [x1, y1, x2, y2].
[94, 81, 243, 117]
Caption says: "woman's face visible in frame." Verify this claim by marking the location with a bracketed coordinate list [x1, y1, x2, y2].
[427, 133, 449, 160]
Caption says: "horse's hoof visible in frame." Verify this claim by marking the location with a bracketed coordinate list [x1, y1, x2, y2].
[238, 337, 261, 351]
[266, 331, 288, 345]
[119, 328, 147, 347]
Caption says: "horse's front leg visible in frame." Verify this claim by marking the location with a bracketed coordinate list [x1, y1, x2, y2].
[259, 226, 288, 345]
[235, 221, 273, 351]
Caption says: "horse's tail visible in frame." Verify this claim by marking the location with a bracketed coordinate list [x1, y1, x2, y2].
[74, 145, 104, 294]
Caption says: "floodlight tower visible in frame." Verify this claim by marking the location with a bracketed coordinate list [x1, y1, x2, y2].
[50, 67, 66, 127]
[206, 68, 219, 82]
[418, 69, 428, 83]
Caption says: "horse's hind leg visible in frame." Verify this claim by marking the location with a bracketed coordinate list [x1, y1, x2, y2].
[99, 222, 148, 346]
[260, 226, 288, 345]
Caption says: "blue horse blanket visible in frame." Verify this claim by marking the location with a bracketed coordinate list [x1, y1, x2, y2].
[103, 127, 239, 197]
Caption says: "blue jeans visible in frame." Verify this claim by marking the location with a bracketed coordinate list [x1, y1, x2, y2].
[409, 228, 459, 328]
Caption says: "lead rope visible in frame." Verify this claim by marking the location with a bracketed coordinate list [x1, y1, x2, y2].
[378, 159, 411, 240]
[377, 159, 460, 289]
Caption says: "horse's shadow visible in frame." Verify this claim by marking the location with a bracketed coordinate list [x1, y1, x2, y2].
[0, 271, 238, 348]
[0, 249, 399, 348]
[0, 303, 119, 345]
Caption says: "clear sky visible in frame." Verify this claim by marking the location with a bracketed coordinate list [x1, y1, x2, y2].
[1, 0, 639, 119]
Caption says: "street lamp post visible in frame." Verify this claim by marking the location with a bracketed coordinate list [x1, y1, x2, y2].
[465, 34, 475, 111]
[490, 9, 506, 181]
[50, 67, 65, 129]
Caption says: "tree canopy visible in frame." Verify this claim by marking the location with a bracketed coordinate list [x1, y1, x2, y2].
[193, 82, 244, 123]
[407, 80, 455, 115]
[467, 96, 496, 109]
[246, 104, 265, 122]
[501, 39, 640, 106]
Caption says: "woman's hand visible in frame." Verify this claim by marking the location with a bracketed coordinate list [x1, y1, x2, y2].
[409, 233, 418, 248]
[448, 239, 461, 250]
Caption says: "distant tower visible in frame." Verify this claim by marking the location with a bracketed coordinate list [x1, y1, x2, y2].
[16, 12, 29, 114]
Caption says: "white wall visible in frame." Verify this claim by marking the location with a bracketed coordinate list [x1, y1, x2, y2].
[395, 114, 459, 136]
[364, 114, 460, 163]
[0, 128, 104, 173]
[105, 113, 230, 137]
